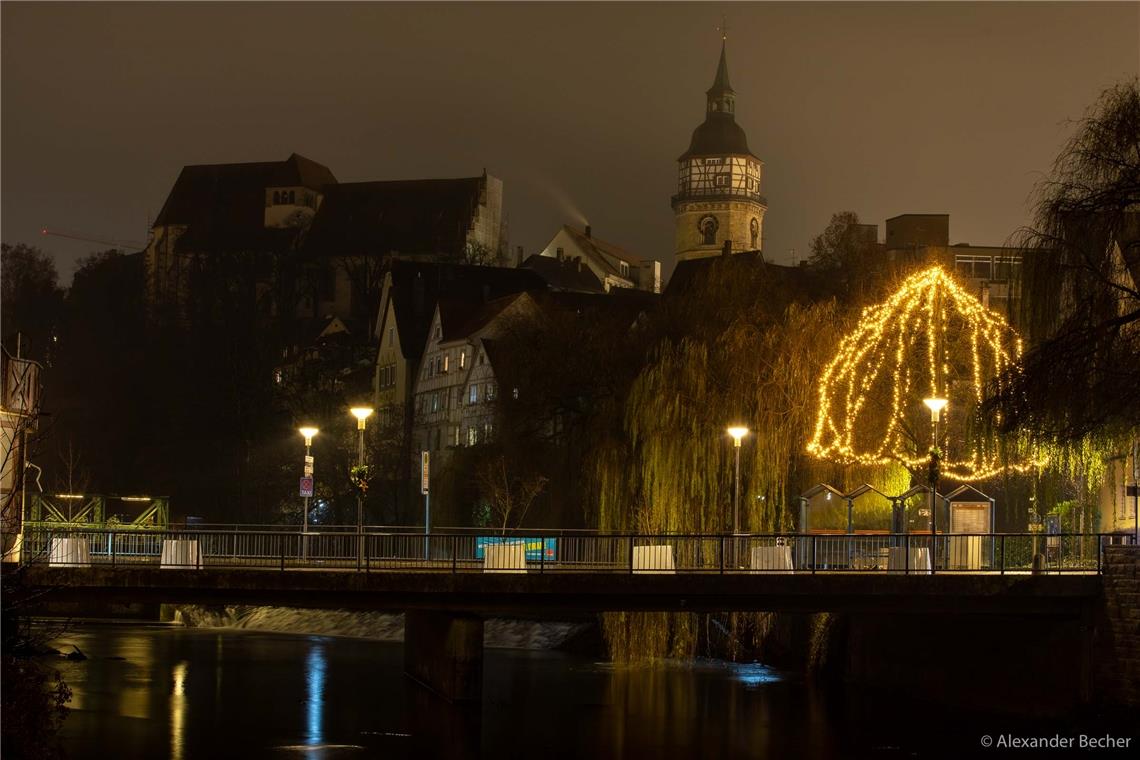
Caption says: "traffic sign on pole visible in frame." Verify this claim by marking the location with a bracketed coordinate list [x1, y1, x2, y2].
[421, 451, 430, 495]
[300, 477, 314, 498]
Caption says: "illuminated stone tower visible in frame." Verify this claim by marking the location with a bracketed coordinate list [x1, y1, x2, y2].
[672, 38, 766, 260]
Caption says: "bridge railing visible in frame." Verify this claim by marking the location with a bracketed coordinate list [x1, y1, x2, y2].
[14, 528, 1135, 574]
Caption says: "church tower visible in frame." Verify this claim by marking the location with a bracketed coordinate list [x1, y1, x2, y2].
[672, 38, 766, 260]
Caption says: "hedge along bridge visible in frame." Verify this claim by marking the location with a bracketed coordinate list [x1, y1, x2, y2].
[13, 526, 1135, 703]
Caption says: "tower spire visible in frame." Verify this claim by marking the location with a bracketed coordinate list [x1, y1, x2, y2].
[706, 26, 735, 116]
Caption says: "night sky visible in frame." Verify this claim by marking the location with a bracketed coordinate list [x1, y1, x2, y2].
[2, 2, 1137, 282]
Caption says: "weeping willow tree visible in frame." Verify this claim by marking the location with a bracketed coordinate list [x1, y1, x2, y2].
[982, 80, 1140, 523]
[595, 278, 845, 659]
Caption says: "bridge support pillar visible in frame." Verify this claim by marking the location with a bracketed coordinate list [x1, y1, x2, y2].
[404, 610, 484, 702]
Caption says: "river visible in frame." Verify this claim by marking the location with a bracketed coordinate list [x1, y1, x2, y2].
[43, 622, 1132, 759]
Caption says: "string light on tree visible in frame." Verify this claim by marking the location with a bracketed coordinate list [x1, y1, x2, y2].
[807, 265, 1033, 480]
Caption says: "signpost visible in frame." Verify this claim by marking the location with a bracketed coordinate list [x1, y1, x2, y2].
[421, 451, 430, 560]
[300, 477, 314, 498]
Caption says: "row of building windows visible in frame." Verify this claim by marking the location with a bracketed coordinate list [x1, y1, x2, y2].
[423, 347, 485, 379]
[417, 382, 497, 416]
[421, 421, 496, 452]
[378, 363, 397, 389]
[954, 254, 1022, 282]
[270, 189, 317, 208]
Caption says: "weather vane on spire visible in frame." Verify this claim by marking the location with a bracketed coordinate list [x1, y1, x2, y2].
[717, 16, 729, 42]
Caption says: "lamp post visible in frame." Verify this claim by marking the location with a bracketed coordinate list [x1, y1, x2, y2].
[727, 426, 749, 567]
[923, 398, 947, 556]
[349, 407, 373, 563]
[298, 426, 318, 558]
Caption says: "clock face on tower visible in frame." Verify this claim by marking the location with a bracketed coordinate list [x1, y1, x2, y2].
[698, 214, 719, 245]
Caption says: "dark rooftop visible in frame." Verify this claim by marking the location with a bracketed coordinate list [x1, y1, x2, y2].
[304, 176, 487, 259]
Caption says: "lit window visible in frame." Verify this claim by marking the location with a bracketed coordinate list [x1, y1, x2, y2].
[443, 355, 449, 373]
[486, 383, 496, 401]
[512, 387, 519, 400]
[469, 385, 478, 404]
[459, 350, 466, 369]
[468, 426, 478, 446]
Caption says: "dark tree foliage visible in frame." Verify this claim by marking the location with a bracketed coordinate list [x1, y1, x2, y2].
[984, 80, 1140, 442]
[805, 211, 883, 302]
[0, 243, 65, 363]
[45, 250, 148, 494]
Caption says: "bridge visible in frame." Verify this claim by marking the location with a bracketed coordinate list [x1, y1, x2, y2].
[8, 526, 1136, 704]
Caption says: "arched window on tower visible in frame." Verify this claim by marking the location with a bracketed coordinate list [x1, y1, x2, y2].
[750, 218, 760, 250]
[272, 191, 280, 204]
[700, 215, 718, 246]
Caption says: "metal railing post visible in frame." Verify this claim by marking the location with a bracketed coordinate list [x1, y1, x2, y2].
[720, 535, 725, 574]
[905, 533, 910, 575]
[540, 535, 545, 574]
[1000, 535, 1005, 575]
[280, 534, 285, 571]
[357, 533, 362, 572]
[452, 535, 458, 573]
[628, 535, 634, 574]
[111, 532, 116, 567]
[811, 534, 817, 575]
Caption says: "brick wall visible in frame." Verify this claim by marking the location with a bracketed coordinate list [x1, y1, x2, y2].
[1097, 545, 1140, 707]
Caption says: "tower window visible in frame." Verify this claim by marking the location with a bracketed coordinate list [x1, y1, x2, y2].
[751, 218, 760, 250]
[715, 174, 730, 188]
[698, 215, 719, 246]
[272, 191, 281, 204]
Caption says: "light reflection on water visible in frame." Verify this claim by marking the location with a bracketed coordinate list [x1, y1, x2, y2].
[47, 625, 837, 759]
[170, 660, 188, 760]
[305, 639, 326, 747]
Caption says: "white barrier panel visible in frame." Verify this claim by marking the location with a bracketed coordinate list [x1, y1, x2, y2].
[483, 543, 527, 573]
[750, 545, 793, 572]
[887, 547, 931, 573]
[949, 536, 983, 570]
[632, 545, 675, 574]
[161, 539, 201, 569]
[49, 537, 91, 567]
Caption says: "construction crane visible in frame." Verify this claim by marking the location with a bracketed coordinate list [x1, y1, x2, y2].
[40, 227, 147, 252]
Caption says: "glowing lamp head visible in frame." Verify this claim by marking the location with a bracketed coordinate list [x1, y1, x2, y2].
[350, 407, 374, 429]
[923, 397, 948, 422]
[298, 426, 319, 445]
[726, 426, 749, 446]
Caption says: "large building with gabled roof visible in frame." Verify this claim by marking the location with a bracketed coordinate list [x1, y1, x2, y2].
[143, 153, 505, 325]
[535, 224, 660, 293]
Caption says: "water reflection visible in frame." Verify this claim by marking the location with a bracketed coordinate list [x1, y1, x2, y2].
[305, 639, 327, 747]
[48, 624, 1112, 760]
[170, 660, 188, 760]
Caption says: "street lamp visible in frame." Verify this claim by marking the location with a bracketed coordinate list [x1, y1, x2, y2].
[922, 398, 947, 542]
[349, 408, 373, 558]
[726, 426, 749, 535]
[298, 427, 318, 558]
[726, 426, 749, 569]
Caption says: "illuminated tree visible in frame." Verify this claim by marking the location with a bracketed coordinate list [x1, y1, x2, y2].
[807, 265, 1029, 481]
